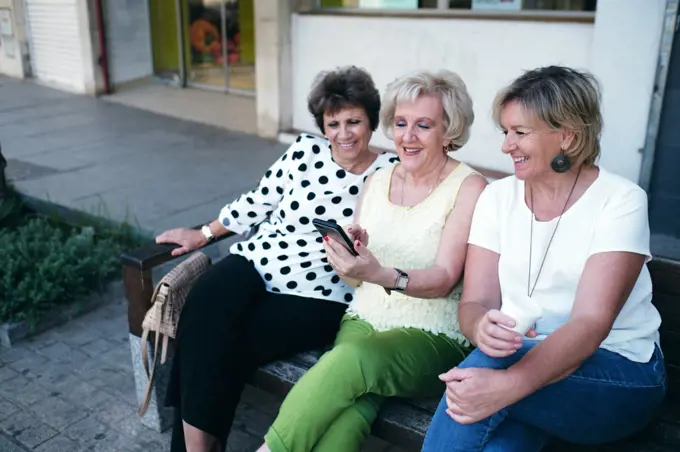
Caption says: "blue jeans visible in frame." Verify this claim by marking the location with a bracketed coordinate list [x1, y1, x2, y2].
[422, 342, 666, 452]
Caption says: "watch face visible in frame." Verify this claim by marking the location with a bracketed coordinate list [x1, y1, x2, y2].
[397, 274, 408, 290]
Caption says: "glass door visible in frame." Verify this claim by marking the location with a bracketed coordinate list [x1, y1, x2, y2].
[149, 0, 184, 84]
[184, 0, 228, 90]
[160, 0, 255, 93]
[225, 0, 255, 93]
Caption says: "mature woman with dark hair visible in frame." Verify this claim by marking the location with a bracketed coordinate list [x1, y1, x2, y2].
[157, 65, 397, 452]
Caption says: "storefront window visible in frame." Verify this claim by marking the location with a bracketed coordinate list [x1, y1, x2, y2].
[315, 0, 597, 12]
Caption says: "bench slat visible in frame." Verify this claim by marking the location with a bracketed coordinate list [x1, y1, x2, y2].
[649, 259, 680, 297]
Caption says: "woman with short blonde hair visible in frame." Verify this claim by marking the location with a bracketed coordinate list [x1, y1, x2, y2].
[257, 69, 488, 452]
[423, 65, 665, 451]
[380, 69, 475, 153]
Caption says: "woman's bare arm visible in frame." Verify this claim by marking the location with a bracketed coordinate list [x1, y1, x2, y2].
[369, 173, 488, 298]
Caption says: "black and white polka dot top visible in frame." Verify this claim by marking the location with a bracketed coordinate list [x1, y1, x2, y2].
[218, 134, 399, 304]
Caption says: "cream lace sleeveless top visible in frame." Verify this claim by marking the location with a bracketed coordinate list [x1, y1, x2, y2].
[346, 162, 477, 344]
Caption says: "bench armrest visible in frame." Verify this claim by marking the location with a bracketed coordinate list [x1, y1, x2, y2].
[120, 223, 235, 271]
[121, 222, 235, 336]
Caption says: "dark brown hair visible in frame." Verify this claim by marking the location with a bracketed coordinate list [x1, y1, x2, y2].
[307, 66, 381, 134]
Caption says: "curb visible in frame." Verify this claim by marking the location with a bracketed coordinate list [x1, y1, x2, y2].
[0, 280, 124, 348]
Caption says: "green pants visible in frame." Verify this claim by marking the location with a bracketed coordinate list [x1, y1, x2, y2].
[264, 315, 471, 452]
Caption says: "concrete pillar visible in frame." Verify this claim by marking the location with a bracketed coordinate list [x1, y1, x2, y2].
[254, 1, 295, 138]
[589, 0, 666, 183]
[0, 0, 29, 79]
[76, 1, 103, 96]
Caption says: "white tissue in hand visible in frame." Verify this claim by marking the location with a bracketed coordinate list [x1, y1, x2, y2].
[500, 294, 543, 336]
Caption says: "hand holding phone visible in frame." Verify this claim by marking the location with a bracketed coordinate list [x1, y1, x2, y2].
[312, 219, 358, 256]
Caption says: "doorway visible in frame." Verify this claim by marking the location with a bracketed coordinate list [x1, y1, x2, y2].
[148, 0, 255, 94]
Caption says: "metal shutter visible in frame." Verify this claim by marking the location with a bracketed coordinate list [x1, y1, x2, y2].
[25, 0, 86, 93]
[105, 0, 153, 85]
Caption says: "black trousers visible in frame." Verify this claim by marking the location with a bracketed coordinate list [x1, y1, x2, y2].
[165, 254, 347, 451]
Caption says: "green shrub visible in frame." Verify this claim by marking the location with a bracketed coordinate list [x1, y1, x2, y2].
[0, 194, 144, 326]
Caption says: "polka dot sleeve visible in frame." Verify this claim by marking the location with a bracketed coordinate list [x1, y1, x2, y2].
[218, 146, 293, 236]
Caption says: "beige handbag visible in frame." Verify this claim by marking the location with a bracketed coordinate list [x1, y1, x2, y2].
[137, 251, 212, 416]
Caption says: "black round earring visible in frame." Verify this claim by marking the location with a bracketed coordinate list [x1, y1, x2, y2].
[551, 151, 571, 173]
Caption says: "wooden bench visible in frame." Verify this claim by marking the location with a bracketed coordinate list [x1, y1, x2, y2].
[121, 227, 680, 451]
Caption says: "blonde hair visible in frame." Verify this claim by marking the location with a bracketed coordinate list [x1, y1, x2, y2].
[380, 70, 474, 153]
[492, 66, 603, 168]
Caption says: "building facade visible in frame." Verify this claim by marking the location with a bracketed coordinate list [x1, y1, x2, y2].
[0, 0, 678, 255]
[284, 0, 668, 184]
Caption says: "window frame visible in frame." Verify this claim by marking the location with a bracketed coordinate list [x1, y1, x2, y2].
[299, 0, 596, 23]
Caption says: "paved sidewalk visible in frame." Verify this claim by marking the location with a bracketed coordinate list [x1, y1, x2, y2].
[1, 76, 285, 237]
[0, 77, 405, 451]
[0, 294, 398, 451]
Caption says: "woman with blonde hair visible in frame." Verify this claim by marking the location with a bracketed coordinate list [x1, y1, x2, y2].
[257, 68, 488, 452]
[422, 66, 665, 451]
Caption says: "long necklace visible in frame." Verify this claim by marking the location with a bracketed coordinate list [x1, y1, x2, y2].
[400, 157, 448, 205]
[527, 166, 582, 298]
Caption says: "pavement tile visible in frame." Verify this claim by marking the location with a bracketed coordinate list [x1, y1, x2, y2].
[56, 376, 118, 411]
[30, 394, 89, 431]
[34, 434, 83, 452]
[0, 434, 26, 452]
[36, 341, 90, 367]
[7, 351, 52, 379]
[93, 398, 136, 426]
[97, 345, 134, 372]
[0, 346, 33, 366]
[0, 398, 20, 423]
[0, 410, 58, 449]
[0, 374, 31, 407]
[0, 365, 18, 384]
[31, 362, 84, 390]
[79, 338, 115, 357]
[60, 327, 102, 348]
[89, 429, 139, 452]
[63, 416, 110, 450]
[5, 379, 54, 408]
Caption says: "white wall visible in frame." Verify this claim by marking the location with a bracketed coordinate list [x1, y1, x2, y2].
[290, 3, 667, 183]
[291, 14, 594, 174]
[589, 0, 666, 183]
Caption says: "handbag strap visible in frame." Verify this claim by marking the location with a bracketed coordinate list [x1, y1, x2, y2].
[138, 285, 169, 417]
[138, 321, 162, 416]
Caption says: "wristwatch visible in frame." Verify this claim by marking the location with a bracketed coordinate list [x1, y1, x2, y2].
[393, 268, 409, 291]
[201, 224, 214, 243]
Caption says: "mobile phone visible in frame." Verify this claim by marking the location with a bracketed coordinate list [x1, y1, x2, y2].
[312, 219, 358, 256]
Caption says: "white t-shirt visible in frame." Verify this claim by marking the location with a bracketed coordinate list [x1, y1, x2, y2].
[468, 168, 661, 363]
